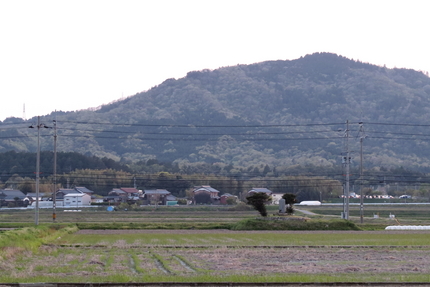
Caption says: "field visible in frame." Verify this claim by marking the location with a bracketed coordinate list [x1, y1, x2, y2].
[1, 204, 430, 284]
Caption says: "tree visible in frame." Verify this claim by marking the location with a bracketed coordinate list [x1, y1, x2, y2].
[246, 192, 270, 217]
[226, 197, 237, 205]
[282, 193, 297, 215]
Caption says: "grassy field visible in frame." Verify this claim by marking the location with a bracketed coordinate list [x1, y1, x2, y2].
[1, 227, 430, 284]
[1, 204, 430, 284]
[307, 204, 430, 225]
[3, 203, 430, 226]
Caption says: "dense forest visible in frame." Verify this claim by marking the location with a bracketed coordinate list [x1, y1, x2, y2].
[2, 52, 430, 199]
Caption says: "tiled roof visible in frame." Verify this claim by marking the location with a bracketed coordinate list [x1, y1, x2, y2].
[193, 185, 220, 193]
[144, 189, 171, 195]
[249, 188, 272, 194]
[120, 188, 139, 194]
[57, 189, 82, 194]
[110, 189, 127, 195]
[0, 189, 26, 200]
[74, 187, 94, 194]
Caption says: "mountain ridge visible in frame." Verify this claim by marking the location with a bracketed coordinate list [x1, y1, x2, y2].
[2, 52, 430, 172]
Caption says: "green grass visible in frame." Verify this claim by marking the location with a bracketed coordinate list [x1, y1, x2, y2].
[2, 225, 430, 284]
[231, 218, 360, 230]
[0, 224, 78, 257]
[1, 271, 429, 283]
[57, 230, 430, 246]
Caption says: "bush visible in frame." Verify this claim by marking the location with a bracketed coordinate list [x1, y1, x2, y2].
[282, 193, 297, 215]
[227, 202, 253, 211]
[231, 218, 360, 231]
[177, 199, 187, 205]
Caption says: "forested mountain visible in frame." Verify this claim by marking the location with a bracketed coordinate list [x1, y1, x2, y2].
[2, 52, 430, 173]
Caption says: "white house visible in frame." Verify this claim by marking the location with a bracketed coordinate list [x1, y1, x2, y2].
[63, 193, 91, 207]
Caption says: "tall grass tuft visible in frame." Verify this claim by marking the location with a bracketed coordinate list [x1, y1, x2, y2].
[0, 224, 78, 260]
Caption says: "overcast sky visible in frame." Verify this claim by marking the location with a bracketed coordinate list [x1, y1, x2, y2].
[1, 0, 429, 121]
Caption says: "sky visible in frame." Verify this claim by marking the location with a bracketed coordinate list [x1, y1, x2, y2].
[1, 0, 429, 121]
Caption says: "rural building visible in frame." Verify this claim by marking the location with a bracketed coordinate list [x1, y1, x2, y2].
[63, 193, 91, 207]
[248, 188, 273, 195]
[54, 187, 94, 200]
[106, 187, 141, 202]
[74, 186, 94, 196]
[193, 185, 220, 198]
[143, 189, 172, 205]
[220, 193, 238, 205]
[0, 189, 26, 207]
[192, 185, 221, 204]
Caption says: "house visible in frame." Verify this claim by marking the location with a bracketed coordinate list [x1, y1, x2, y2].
[49, 187, 95, 205]
[106, 189, 127, 203]
[91, 194, 104, 204]
[63, 193, 91, 207]
[106, 188, 141, 203]
[165, 194, 178, 206]
[119, 188, 141, 199]
[220, 193, 238, 205]
[74, 186, 94, 196]
[247, 188, 275, 204]
[193, 185, 220, 198]
[25, 192, 42, 205]
[55, 188, 84, 200]
[248, 188, 273, 195]
[0, 189, 26, 207]
[193, 185, 220, 204]
[143, 189, 172, 205]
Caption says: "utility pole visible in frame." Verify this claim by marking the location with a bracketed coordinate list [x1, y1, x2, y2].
[29, 116, 50, 225]
[342, 120, 350, 220]
[53, 118, 57, 222]
[358, 122, 365, 223]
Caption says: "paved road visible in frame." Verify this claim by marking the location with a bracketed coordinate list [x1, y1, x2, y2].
[295, 208, 318, 215]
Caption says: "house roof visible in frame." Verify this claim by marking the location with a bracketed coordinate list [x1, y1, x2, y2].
[193, 185, 220, 193]
[74, 187, 94, 194]
[57, 189, 83, 194]
[64, 193, 88, 197]
[0, 189, 26, 200]
[120, 188, 140, 194]
[109, 189, 127, 195]
[249, 188, 273, 194]
[144, 189, 171, 195]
